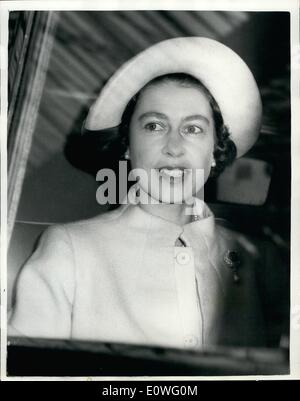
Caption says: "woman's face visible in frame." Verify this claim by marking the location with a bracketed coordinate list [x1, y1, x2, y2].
[128, 80, 215, 204]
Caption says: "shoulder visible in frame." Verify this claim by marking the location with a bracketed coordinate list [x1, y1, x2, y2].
[214, 218, 288, 300]
[215, 219, 286, 267]
[34, 207, 128, 249]
[213, 218, 288, 289]
[214, 219, 261, 263]
[12, 223, 78, 313]
[55, 205, 128, 236]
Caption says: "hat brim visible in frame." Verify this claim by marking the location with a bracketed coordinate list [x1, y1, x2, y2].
[85, 37, 262, 158]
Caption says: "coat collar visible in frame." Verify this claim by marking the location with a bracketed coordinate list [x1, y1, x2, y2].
[117, 184, 216, 249]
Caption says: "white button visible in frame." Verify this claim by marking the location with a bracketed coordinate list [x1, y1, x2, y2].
[184, 335, 199, 348]
[176, 251, 191, 265]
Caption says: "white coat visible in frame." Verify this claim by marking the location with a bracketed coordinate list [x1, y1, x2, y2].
[8, 196, 285, 350]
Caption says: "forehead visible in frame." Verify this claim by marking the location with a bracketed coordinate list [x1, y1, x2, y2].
[133, 80, 213, 118]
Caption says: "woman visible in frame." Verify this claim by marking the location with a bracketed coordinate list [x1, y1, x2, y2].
[8, 37, 286, 349]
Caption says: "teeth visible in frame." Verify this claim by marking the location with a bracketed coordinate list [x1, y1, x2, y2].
[159, 168, 184, 178]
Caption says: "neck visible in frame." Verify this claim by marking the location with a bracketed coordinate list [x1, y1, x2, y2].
[135, 187, 193, 226]
[139, 203, 192, 226]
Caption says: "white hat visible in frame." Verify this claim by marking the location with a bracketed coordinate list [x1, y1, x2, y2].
[85, 37, 262, 157]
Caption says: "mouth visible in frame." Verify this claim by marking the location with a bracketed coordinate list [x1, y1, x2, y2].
[157, 167, 189, 180]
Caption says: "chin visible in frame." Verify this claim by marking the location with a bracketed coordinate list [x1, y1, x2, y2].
[150, 184, 196, 206]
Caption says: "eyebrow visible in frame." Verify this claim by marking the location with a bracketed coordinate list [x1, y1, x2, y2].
[138, 112, 168, 121]
[184, 114, 210, 125]
[138, 112, 210, 125]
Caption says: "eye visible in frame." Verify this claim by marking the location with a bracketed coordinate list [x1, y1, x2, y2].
[182, 125, 204, 135]
[144, 122, 165, 132]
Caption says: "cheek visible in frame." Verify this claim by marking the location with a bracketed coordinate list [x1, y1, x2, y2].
[190, 140, 214, 181]
[130, 149, 144, 169]
[129, 127, 159, 169]
[129, 134, 151, 169]
[193, 139, 214, 165]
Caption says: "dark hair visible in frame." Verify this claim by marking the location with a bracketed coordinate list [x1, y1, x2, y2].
[119, 73, 237, 178]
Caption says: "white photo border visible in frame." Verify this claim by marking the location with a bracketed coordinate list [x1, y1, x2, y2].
[1, 0, 299, 381]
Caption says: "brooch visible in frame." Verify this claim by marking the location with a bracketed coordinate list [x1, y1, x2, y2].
[223, 250, 241, 284]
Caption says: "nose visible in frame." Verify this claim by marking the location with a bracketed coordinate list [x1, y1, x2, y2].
[162, 130, 184, 158]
